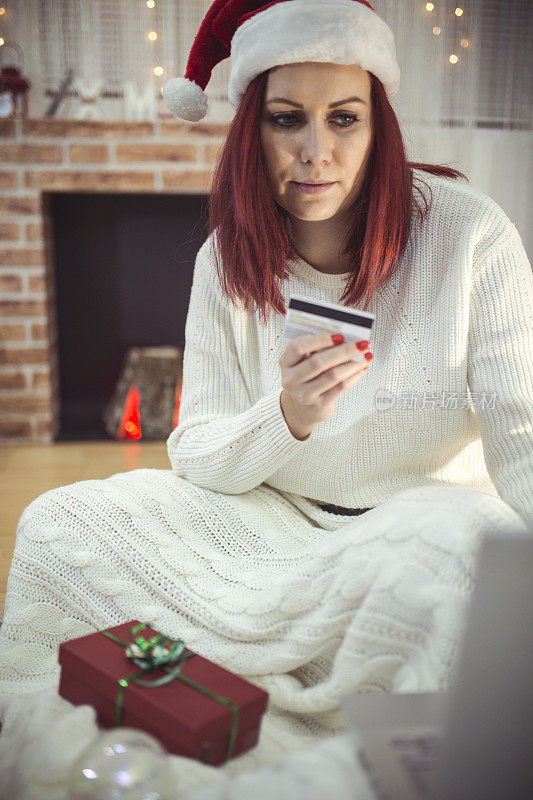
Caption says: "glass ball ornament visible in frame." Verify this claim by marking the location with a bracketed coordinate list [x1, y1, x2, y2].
[0, 91, 15, 118]
[67, 727, 176, 800]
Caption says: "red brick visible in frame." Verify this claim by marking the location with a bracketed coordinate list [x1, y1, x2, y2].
[0, 248, 44, 266]
[0, 274, 23, 292]
[0, 171, 17, 190]
[159, 120, 230, 138]
[69, 144, 110, 164]
[204, 143, 225, 163]
[26, 222, 44, 242]
[0, 196, 41, 215]
[0, 324, 25, 341]
[162, 170, 213, 191]
[32, 371, 51, 390]
[0, 419, 31, 438]
[28, 274, 47, 293]
[0, 347, 49, 365]
[21, 119, 154, 138]
[31, 323, 48, 340]
[0, 300, 47, 317]
[0, 119, 16, 138]
[0, 144, 62, 163]
[0, 396, 50, 413]
[117, 143, 196, 163]
[37, 418, 53, 438]
[24, 170, 155, 191]
[0, 372, 26, 389]
[0, 222, 20, 240]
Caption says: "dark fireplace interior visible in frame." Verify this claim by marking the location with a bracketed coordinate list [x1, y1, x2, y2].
[50, 191, 209, 441]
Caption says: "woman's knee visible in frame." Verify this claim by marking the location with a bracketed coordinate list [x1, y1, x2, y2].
[21, 483, 73, 516]
[16, 480, 96, 536]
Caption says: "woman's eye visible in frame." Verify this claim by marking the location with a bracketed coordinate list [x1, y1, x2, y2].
[271, 113, 359, 128]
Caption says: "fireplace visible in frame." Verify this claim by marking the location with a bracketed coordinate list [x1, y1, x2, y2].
[0, 116, 228, 444]
[51, 191, 208, 440]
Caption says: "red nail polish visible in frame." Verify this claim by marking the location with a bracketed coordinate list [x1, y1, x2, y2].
[357, 340, 370, 350]
[331, 334, 344, 344]
[364, 352, 373, 361]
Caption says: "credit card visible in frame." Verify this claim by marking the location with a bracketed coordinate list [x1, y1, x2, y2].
[283, 294, 375, 363]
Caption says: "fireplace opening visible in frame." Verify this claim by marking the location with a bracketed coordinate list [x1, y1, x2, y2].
[50, 191, 209, 441]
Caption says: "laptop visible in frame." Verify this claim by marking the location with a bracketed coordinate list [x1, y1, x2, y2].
[341, 528, 533, 800]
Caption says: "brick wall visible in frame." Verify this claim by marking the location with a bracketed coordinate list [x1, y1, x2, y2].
[0, 117, 229, 444]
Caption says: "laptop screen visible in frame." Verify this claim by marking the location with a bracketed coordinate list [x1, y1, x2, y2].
[432, 530, 533, 800]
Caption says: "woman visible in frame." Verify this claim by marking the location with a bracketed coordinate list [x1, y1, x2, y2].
[1, 1, 532, 797]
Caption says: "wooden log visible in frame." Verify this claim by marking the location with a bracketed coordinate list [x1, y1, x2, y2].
[102, 346, 183, 440]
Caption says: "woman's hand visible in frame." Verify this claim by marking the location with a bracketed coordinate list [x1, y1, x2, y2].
[279, 333, 372, 439]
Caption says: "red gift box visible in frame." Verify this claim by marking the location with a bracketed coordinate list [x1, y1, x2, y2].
[58, 620, 269, 766]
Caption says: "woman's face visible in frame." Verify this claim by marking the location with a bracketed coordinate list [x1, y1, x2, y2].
[260, 62, 373, 222]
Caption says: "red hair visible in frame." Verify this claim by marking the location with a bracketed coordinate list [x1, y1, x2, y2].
[208, 69, 468, 324]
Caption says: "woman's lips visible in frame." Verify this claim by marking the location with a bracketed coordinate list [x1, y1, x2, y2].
[294, 182, 335, 195]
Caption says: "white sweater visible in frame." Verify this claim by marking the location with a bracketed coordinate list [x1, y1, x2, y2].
[166, 169, 533, 529]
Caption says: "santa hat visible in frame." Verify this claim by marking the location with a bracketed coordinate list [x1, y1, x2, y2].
[162, 0, 400, 122]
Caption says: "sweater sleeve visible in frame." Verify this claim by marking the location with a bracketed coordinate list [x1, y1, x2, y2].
[467, 203, 533, 529]
[166, 235, 313, 494]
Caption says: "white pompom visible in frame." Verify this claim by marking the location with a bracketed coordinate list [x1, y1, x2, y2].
[162, 77, 208, 122]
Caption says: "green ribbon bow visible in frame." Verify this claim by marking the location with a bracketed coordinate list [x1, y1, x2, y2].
[99, 622, 239, 762]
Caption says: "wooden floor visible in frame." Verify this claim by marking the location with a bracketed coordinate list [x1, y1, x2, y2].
[0, 441, 171, 614]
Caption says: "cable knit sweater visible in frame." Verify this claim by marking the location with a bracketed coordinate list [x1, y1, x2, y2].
[167, 169, 533, 529]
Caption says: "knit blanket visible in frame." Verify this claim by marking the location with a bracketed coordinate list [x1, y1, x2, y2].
[0, 469, 528, 799]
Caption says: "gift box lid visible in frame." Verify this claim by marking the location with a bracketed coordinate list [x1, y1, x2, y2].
[58, 620, 269, 746]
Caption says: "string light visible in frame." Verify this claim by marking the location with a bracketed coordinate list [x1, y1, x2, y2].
[0, 0, 473, 112]
[144, 1, 160, 82]
[424, 3, 468, 67]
